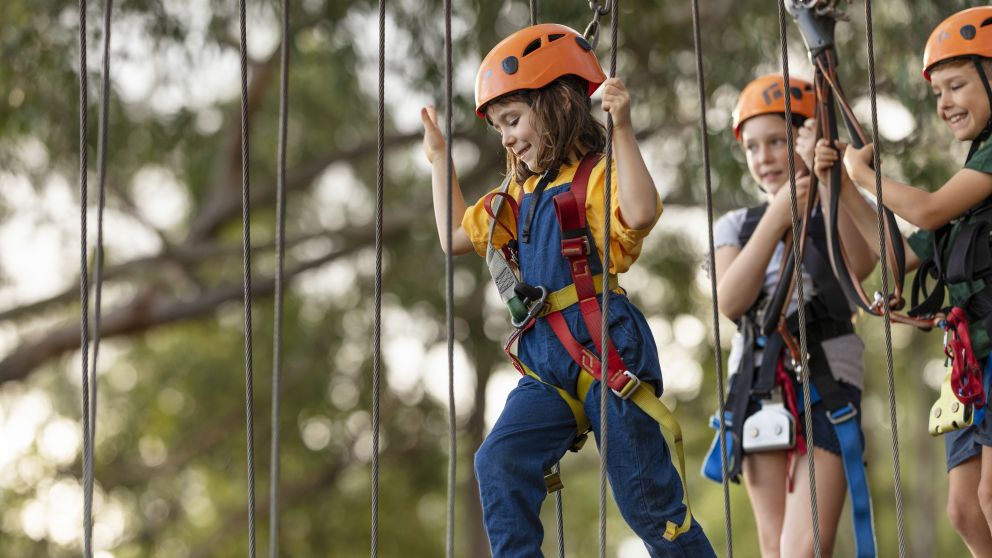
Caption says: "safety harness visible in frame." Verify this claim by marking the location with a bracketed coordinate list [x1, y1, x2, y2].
[701, 204, 876, 557]
[910, 198, 992, 434]
[484, 153, 693, 541]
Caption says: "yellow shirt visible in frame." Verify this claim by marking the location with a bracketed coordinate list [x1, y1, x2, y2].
[461, 157, 663, 274]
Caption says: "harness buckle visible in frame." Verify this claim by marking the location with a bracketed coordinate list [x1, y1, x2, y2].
[510, 285, 548, 329]
[827, 403, 858, 425]
[561, 236, 590, 258]
[611, 370, 641, 400]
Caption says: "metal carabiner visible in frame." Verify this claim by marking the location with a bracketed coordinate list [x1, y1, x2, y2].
[583, 0, 612, 50]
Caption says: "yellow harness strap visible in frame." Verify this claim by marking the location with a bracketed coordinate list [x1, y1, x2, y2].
[511, 274, 693, 541]
[521, 364, 591, 439]
[576, 372, 693, 541]
[539, 274, 621, 317]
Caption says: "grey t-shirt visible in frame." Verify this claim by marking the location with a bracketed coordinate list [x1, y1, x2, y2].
[714, 208, 865, 390]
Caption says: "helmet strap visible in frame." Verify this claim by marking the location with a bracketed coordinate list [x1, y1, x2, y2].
[968, 56, 992, 162]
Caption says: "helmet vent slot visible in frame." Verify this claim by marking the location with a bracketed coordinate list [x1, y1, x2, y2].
[548, 33, 565, 42]
[982, 17, 992, 28]
[522, 38, 542, 57]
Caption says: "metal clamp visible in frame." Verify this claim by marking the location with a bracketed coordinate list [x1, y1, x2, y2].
[510, 285, 548, 329]
[611, 370, 641, 400]
[583, 1, 612, 50]
[827, 403, 858, 424]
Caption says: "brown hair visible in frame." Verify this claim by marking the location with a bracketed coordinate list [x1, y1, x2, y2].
[486, 75, 606, 183]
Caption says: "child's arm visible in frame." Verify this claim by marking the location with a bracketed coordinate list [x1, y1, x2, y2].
[844, 142, 992, 231]
[421, 106, 473, 255]
[814, 138, 921, 272]
[795, 119, 878, 280]
[715, 179, 810, 321]
[601, 78, 657, 230]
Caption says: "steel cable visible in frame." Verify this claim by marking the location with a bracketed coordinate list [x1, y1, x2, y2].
[238, 0, 258, 554]
[776, 1, 822, 555]
[689, 0, 732, 554]
[863, 1, 906, 554]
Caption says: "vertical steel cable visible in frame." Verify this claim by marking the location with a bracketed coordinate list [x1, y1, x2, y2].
[529, 0, 537, 25]
[78, 2, 93, 556]
[598, 3, 618, 557]
[91, 0, 113, 470]
[371, 0, 385, 556]
[776, 2, 821, 555]
[443, 0, 457, 556]
[689, 0, 732, 554]
[269, 0, 289, 555]
[84, 2, 113, 553]
[863, 1, 906, 554]
[238, 0, 258, 555]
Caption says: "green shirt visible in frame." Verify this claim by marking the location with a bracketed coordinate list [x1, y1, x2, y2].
[908, 140, 992, 358]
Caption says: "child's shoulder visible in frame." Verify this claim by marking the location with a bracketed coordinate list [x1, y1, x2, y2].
[966, 141, 992, 175]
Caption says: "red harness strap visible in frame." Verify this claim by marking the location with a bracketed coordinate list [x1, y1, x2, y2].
[548, 154, 640, 398]
[775, 356, 806, 492]
[946, 306, 986, 408]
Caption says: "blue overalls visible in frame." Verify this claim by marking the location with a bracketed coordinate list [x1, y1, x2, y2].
[473, 174, 715, 557]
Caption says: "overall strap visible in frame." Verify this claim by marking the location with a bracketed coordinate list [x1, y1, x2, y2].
[551, 153, 636, 396]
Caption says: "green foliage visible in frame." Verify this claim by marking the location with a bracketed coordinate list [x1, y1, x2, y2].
[0, 0, 981, 556]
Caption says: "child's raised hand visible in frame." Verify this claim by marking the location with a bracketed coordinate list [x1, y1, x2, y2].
[842, 142, 874, 180]
[421, 106, 446, 164]
[770, 175, 812, 228]
[795, 118, 818, 171]
[601, 77, 632, 130]
[814, 138, 846, 184]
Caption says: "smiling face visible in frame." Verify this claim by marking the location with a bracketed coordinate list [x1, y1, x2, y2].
[930, 60, 992, 142]
[740, 114, 807, 194]
[487, 100, 545, 173]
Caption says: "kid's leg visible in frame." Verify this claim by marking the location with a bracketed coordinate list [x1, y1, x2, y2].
[583, 381, 716, 558]
[780, 447, 847, 557]
[741, 451, 788, 557]
[946, 425, 992, 555]
[474, 374, 578, 558]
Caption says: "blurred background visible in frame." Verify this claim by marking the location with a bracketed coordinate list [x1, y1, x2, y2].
[0, 0, 979, 555]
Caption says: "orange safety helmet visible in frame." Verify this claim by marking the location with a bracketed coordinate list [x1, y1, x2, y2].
[922, 6, 992, 81]
[732, 74, 816, 141]
[474, 23, 606, 118]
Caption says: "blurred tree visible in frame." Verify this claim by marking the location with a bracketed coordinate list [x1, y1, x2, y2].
[0, 0, 979, 556]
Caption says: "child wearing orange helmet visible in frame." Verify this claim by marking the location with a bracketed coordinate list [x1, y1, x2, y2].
[812, 6, 992, 554]
[707, 74, 878, 556]
[420, 23, 714, 557]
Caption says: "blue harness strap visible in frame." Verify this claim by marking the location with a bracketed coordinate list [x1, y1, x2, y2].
[701, 412, 735, 484]
[805, 385, 876, 558]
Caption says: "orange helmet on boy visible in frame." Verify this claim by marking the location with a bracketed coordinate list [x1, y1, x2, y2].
[732, 74, 816, 141]
[474, 23, 606, 118]
[922, 6, 992, 81]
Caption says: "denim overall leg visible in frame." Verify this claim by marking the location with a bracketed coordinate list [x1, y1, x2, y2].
[474, 178, 714, 557]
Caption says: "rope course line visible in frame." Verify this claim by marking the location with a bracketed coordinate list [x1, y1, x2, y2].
[598, 1, 617, 556]
[443, 0, 457, 555]
[238, 0, 259, 554]
[776, 1, 822, 555]
[269, 0, 290, 555]
[77, 0, 93, 554]
[863, 0, 907, 554]
[371, 0, 386, 555]
[91, 0, 113, 497]
[689, 0, 733, 554]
